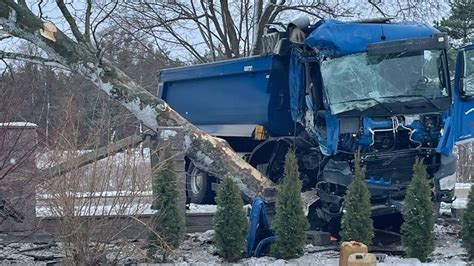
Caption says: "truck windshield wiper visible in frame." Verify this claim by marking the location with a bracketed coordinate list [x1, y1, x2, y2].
[336, 97, 393, 113]
[380, 95, 441, 111]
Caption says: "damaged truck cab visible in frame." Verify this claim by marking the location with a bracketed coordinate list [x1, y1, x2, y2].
[158, 19, 474, 232]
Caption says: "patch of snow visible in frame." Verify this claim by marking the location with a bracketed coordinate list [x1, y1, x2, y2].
[456, 183, 473, 189]
[35, 148, 150, 169]
[36, 202, 154, 217]
[439, 202, 452, 216]
[187, 204, 217, 213]
[1, 220, 470, 265]
[124, 99, 159, 131]
[195, 151, 214, 166]
[37, 190, 153, 199]
[452, 198, 468, 209]
[37, 202, 218, 217]
[160, 129, 177, 140]
[241, 251, 340, 265]
[0, 122, 37, 127]
[183, 135, 192, 152]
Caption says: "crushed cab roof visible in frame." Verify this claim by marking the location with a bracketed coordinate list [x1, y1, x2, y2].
[305, 19, 439, 57]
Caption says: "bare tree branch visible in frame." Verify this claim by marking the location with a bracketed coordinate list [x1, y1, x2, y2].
[368, 0, 388, 17]
[0, 50, 69, 69]
[251, 0, 279, 55]
[92, 1, 118, 54]
[190, 1, 215, 60]
[37, 0, 44, 19]
[84, 0, 92, 42]
[0, 58, 14, 79]
[207, 0, 233, 58]
[55, 0, 85, 43]
[200, 0, 216, 61]
[220, 0, 240, 57]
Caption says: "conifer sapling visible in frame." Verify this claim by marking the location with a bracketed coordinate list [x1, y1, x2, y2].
[148, 143, 185, 261]
[214, 175, 248, 262]
[340, 151, 374, 246]
[400, 158, 434, 262]
[271, 149, 309, 259]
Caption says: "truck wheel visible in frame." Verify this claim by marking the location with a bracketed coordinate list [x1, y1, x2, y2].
[186, 163, 213, 204]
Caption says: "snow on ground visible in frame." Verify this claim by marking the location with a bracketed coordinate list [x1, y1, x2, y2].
[0, 122, 38, 127]
[452, 198, 468, 209]
[187, 203, 217, 213]
[35, 203, 153, 217]
[36, 202, 219, 217]
[35, 148, 151, 169]
[170, 221, 470, 265]
[441, 182, 472, 211]
[1, 219, 470, 264]
[456, 183, 473, 190]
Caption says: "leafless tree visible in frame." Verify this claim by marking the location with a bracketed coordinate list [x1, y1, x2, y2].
[113, 0, 449, 63]
[0, 0, 275, 202]
[367, 0, 448, 21]
[115, 0, 359, 62]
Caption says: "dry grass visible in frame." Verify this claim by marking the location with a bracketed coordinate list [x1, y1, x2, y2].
[32, 102, 165, 264]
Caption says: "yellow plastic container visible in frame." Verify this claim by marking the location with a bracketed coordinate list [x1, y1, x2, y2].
[339, 241, 369, 266]
[348, 253, 377, 266]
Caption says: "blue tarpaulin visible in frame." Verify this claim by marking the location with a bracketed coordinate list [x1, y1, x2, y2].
[246, 197, 273, 257]
[305, 19, 438, 58]
[289, 49, 305, 123]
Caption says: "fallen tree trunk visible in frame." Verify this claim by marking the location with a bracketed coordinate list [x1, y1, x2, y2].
[0, 0, 275, 202]
[41, 133, 145, 179]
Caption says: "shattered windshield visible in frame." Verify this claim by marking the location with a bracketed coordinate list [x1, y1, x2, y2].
[321, 50, 448, 114]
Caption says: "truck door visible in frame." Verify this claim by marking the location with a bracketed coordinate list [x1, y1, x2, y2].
[453, 45, 474, 144]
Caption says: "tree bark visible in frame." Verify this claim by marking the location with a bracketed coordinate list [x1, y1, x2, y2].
[0, 0, 275, 202]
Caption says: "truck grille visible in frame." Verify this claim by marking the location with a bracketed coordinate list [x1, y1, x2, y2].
[361, 149, 439, 185]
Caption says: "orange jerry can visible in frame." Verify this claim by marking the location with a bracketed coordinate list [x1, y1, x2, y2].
[339, 241, 369, 266]
[348, 253, 377, 266]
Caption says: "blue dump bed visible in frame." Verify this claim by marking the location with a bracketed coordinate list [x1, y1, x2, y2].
[158, 55, 293, 137]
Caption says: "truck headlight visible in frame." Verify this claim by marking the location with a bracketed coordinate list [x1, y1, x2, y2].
[439, 173, 456, 191]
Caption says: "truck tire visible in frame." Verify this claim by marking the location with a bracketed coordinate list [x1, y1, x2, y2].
[186, 162, 214, 204]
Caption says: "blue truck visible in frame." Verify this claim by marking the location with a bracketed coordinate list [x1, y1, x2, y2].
[158, 18, 474, 232]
